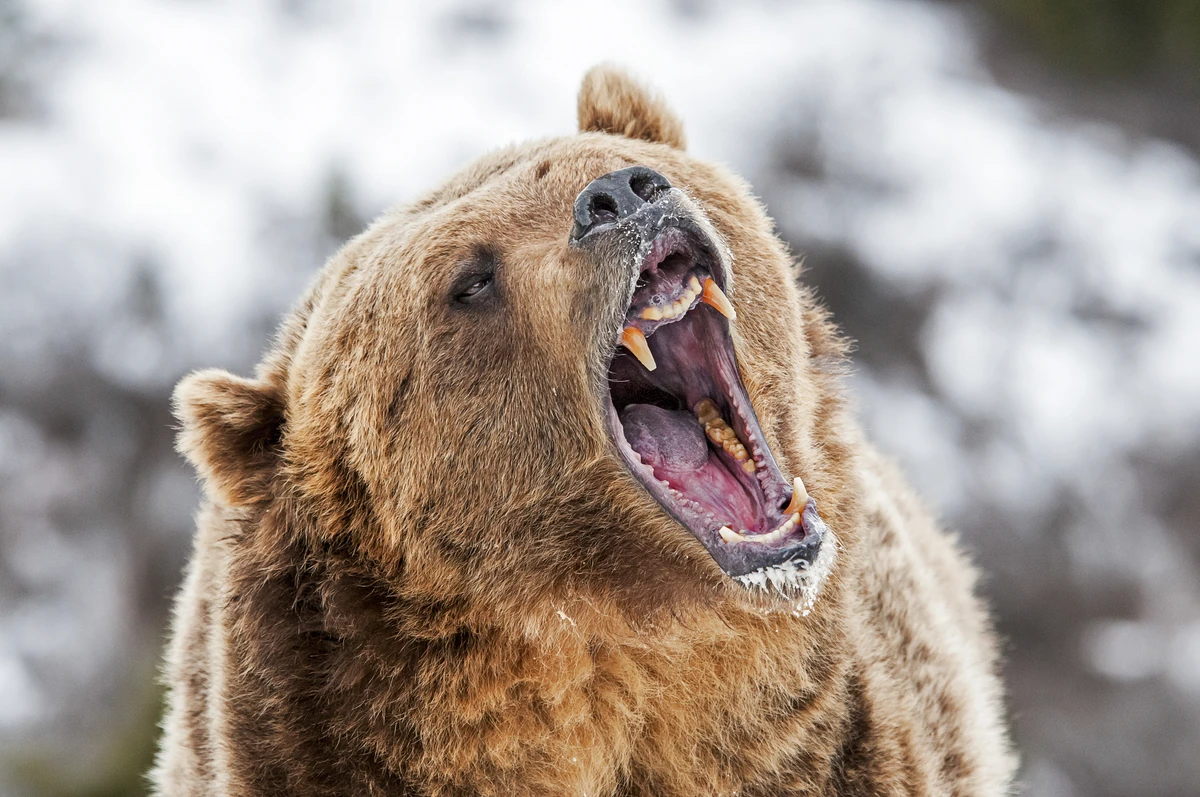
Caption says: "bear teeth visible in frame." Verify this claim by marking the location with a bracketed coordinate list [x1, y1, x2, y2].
[701, 278, 736, 320]
[716, 513, 801, 546]
[619, 326, 656, 371]
[783, 477, 809, 517]
[639, 275, 703, 322]
[694, 400, 753, 470]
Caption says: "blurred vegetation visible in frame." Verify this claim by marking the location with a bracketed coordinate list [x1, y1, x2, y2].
[8, 679, 161, 797]
[982, 0, 1200, 79]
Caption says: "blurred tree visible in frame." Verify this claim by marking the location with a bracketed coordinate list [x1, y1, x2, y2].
[984, 0, 1200, 79]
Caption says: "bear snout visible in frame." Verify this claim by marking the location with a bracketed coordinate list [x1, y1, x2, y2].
[569, 165, 673, 243]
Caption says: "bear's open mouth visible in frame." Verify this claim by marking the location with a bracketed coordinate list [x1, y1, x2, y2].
[603, 225, 825, 586]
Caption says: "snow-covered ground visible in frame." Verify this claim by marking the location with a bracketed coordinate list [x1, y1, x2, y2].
[2, 1, 1198, 795]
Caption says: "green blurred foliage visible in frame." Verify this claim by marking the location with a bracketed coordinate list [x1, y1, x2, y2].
[986, 0, 1200, 77]
[8, 680, 162, 797]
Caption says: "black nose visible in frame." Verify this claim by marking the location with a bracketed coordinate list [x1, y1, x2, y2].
[570, 166, 672, 242]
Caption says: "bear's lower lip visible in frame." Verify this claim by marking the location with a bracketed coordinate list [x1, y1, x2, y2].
[602, 225, 826, 587]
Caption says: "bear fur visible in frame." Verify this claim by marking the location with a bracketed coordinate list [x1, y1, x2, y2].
[152, 65, 1016, 796]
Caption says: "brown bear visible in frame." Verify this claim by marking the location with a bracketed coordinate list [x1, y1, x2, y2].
[152, 66, 1016, 796]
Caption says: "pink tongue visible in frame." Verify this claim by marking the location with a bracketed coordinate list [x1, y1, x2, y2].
[620, 404, 708, 472]
[620, 403, 762, 530]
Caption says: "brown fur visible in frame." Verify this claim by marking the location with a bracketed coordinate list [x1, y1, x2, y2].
[153, 67, 1015, 796]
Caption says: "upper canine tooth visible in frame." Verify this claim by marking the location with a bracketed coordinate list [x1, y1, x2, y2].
[641, 306, 663, 321]
[701, 278, 736, 320]
[783, 477, 809, 516]
[620, 326, 656, 371]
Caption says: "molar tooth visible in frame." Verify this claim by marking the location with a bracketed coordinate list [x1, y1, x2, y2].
[701, 278, 736, 320]
[641, 306, 663, 321]
[620, 326, 656, 371]
[695, 399, 720, 424]
[741, 460, 756, 474]
[689, 275, 702, 293]
[783, 477, 809, 516]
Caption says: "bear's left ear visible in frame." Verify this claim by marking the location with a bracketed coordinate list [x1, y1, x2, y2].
[173, 368, 285, 508]
[578, 64, 686, 150]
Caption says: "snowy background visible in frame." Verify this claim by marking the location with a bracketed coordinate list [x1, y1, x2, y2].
[2, 1, 1199, 795]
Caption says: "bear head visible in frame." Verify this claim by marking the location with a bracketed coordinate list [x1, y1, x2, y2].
[173, 65, 856, 623]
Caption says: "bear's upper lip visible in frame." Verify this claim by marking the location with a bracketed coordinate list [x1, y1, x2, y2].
[598, 220, 827, 589]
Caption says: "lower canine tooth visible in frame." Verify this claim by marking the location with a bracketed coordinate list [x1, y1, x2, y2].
[719, 526, 745, 544]
[620, 326, 656, 371]
[783, 476, 809, 516]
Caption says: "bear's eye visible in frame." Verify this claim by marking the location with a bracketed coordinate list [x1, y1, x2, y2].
[458, 276, 492, 300]
[450, 246, 500, 306]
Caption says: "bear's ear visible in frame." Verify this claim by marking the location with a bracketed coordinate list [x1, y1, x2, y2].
[578, 64, 686, 150]
[173, 368, 284, 508]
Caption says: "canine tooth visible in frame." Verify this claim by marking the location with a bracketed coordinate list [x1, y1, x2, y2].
[689, 275, 702, 293]
[620, 326, 656, 371]
[783, 477, 809, 516]
[719, 526, 745, 544]
[702, 278, 736, 320]
[641, 306, 663, 321]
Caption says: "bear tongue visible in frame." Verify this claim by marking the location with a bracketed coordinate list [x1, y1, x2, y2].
[619, 404, 708, 473]
[619, 403, 761, 528]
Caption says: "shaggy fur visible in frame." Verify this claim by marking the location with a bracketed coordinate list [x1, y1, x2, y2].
[153, 66, 1016, 796]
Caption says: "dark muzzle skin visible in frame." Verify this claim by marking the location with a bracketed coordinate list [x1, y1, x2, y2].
[570, 165, 830, 591]
[570, 165, 674, 242]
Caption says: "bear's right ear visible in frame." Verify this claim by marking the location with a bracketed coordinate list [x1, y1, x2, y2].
[578, 64, 686, 150]
[173, 368, 284, 508]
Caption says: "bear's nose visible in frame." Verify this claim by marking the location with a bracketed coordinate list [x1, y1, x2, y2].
[570, 166, 673, 242]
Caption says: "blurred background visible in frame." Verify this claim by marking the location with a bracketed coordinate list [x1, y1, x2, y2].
[1, 0, 1198, 794]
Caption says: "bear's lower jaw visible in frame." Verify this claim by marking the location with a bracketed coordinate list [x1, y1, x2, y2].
[603, 224, 827, 590]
